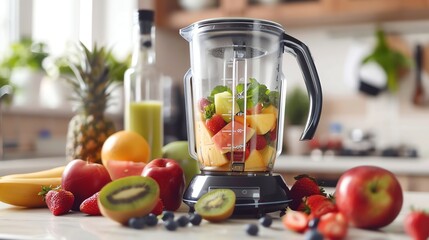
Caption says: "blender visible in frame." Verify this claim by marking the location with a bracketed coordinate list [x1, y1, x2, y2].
[180, 18, 322, 216]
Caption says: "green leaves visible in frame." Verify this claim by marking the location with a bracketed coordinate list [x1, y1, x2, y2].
[204, 103, 215, 119]
[202, 78, 280, 119]
[362, 29, 411, 93]
[236, 78, 278, 111]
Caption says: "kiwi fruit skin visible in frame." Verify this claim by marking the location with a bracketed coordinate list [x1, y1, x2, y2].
[98, 176, 160, 225]
[194, 189, 236, 222]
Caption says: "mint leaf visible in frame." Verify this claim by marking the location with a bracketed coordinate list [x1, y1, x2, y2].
[204, 103, 215, 119]
[267, 91, 280, 107]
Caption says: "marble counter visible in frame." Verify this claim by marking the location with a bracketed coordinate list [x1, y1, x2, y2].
[0, 191, 426, 240]
[0, 157, 427, 239]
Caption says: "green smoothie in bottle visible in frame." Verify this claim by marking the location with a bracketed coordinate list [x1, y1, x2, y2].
[124, 10, 163, 160]
[127, 101, 163, 159]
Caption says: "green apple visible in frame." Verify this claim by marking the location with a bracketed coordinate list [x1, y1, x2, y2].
[162, 141, 200, 187]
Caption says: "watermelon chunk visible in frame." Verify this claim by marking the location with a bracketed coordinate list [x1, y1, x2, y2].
[212, 121, 255, 153]
[105, 160, 146, 180]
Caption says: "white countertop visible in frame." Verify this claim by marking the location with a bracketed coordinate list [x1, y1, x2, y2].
[0, 191, 426, 239]
[0, 157, 427, 239]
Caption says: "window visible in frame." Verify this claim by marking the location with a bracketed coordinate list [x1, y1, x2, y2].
[0, 0, 14, 54]
[1, 0, 137, 58]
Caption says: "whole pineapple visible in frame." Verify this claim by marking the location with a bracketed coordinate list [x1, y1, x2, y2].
[65, 43, 116, 163]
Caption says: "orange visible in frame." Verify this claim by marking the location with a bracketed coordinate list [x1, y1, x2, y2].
[101, 130, 151, 166]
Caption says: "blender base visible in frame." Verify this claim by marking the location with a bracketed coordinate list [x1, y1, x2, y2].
[183, 173, 291, 217]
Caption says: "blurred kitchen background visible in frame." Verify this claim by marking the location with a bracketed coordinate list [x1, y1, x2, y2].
[1, 0, 429, 163]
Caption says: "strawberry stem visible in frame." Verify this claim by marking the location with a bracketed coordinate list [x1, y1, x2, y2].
[38, 185, 61, 202]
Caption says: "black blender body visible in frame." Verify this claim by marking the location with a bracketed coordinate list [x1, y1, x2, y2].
[180, 18, 322, 216]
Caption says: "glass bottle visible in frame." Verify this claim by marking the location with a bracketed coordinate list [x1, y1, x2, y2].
[124, 9, 163, 160]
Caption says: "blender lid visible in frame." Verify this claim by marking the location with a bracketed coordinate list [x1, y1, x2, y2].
[192, 17, 284, 28]
[180, 17, 285, 42]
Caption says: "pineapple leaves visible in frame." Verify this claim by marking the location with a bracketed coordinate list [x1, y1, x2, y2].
[65, 42, 115, 115]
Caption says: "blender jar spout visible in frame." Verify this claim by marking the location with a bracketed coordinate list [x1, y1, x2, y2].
[179, 24, 195, 42]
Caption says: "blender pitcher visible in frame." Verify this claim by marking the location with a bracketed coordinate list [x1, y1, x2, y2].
[180, 18, 322, 216]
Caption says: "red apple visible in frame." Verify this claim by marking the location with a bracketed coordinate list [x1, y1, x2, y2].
[62, 159, 112, 211]
[142, 158, 185, 211]
[335, 165, 403, 229]
[105, 159, 146, 180]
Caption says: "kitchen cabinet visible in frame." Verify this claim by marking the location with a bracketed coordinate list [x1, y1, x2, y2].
[154, 0, 429, 30]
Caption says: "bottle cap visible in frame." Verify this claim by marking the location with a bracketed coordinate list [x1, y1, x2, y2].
[138, 9, 154, 22]
[136, 10, 154, 34]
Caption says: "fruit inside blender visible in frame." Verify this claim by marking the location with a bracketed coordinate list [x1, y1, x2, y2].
[194, 46, 280, 173]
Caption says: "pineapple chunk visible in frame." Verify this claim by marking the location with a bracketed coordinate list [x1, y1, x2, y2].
[262, 105, 278, 116]
[260, 145, 276, 167]
[214, 91, 240, 122]
[195, 121, 229, 167]
[246, 113, 276, 135]
[244, 150, 266, 171]
[199, 144, 229, 167]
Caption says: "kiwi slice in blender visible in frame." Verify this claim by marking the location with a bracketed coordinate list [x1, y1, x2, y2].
[98, 176, 160, 225]
[195, 189, 236, 222]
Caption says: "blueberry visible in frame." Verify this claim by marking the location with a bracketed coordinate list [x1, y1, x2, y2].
[176, 215, 190, 227]
[164, 218, 178, 231]
[162, 211, 175, 221]
[246, 223, 259, 236]
[189, 213, 202, 226]
[128, 217, 145, 229]
[304, 229, 323, 240]
[259, 215, 273, 228]
[308, 218, 320, 229]
[144, 213, 158, 227]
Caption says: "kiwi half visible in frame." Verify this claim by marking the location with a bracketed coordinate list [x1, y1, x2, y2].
[98, 176, 159, 225]
[194, 189, 236, 222]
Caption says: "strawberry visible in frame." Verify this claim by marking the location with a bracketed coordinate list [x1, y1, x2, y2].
[269, 126, 277, 141]
[80, 192, 101, 216]
[282, 208, 309, 233]
[205, 114, 227, 135]
[255, 135, 267, 150]
[247, 135, 268, 151]
[226, 148, 250, 162]
[317, 212, 348, 240]
[40, 186, 74, 216]
[304, 195, 337, 218]
[151, 198, 164, 216]
[404, 209, 429, 240]
[246, 103, 263, 115]
[289, 174, 325, 210]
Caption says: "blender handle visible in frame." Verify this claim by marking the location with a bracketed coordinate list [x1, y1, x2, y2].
[282, 33, 323, 140]
[183, 68, 198, 159]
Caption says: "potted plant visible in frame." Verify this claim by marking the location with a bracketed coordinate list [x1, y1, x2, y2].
[284, 86, 310, 155]
[0, 37, 49, 106]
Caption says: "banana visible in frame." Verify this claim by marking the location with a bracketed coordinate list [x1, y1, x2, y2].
[0, 177, 61, 208]
[1, 166, 66, 179]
